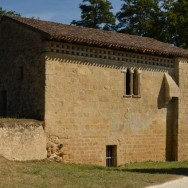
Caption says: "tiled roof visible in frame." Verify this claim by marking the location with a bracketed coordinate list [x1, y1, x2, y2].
[2, 15, 188, 58]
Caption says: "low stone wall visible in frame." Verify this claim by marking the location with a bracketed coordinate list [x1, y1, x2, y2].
[0, 120, 47, 161]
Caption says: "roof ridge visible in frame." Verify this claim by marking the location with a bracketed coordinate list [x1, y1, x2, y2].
[3, 15, 158, 41]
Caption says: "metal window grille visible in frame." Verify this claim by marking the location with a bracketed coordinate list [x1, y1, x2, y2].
[106, 145, 117, 167]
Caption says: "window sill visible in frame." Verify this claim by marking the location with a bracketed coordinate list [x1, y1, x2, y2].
[123, 95, 132, 98]
[123, 95, 141, 98]
[133, 95, 141, 98]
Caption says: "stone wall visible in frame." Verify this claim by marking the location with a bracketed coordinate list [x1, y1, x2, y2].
[0, 120, 47, 160]
[175, 58, 188, 161]
[0, 18, 184, 165]
[44, 45, 176, 166]
[0, 18, 45, 120]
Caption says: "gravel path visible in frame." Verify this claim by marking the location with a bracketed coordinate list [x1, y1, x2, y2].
[147, 177, 188, 188]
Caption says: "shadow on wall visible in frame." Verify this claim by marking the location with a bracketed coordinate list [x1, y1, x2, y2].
[157, 76, 178, 162]
[0, 20, 46, 121]
[46, 56, 170, 72]
[157, 76, 166, 109]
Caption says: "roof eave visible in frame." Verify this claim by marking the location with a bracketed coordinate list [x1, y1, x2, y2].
[49, 37, 188, 58]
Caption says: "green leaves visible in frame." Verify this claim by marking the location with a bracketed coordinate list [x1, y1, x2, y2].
[116, 0, 188, 48]
[0, 7, 20, 21]
[117, 0, 162, 37]
[172, 0, 188, 48]
[71, 0, 115, 30]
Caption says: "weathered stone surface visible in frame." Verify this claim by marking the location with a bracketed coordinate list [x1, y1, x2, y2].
[0, 18, 45, 120]
[0, 120, 47, 160]
[44, 52, 176, 166]
[47, 135, 63, 161]
[1, 17, 188, 166]
[175, 58, 188, 161]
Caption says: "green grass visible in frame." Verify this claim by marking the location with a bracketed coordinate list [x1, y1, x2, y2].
[0, 156, 188, 188]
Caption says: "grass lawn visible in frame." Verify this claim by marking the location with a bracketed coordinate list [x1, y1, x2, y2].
[0, 156, 188, 188]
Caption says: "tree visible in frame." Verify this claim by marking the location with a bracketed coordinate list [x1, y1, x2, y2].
[116, 0, 188, 48]
[158, 0, 188, 48]
[159, 0, 179, 45]
[0, 6, 20, 20]
[171, 0, 188, 48]
[116, 0, 162, 38]
[71, 0, 116, 30]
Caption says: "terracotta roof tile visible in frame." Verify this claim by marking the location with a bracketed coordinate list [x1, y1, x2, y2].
[3, 15, 188, 58]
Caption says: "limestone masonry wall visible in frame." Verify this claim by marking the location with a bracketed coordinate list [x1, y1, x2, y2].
[1, 18, 187, 165]
[45, 47, 176, 166]
[0, 18, 45, 120]
[175, 58, 188, 161]
[0, 120, 47, 161]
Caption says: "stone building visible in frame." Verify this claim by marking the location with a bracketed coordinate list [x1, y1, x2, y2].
[0, 15, 188, 166]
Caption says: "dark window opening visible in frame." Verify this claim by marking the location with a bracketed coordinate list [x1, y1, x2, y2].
[1, 90, 7, 117]
[106, 145, 117, 167]
[126, 69, 131, 95]
[133, 69, 139, 95]
[18, 66, 24, 80]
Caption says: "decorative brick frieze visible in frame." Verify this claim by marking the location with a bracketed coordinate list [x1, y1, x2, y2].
[49, 42, 174, 69]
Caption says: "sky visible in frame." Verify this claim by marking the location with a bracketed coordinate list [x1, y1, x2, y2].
[0, 0, 122, 24]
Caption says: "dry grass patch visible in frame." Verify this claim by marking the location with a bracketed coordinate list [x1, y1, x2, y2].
[0, 156, 188, 188]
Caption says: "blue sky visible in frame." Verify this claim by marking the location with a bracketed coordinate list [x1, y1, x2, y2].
[0, 0, 122, 24]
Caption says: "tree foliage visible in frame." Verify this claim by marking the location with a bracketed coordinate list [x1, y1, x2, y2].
[158, 0, 178, 44]
[116, 0, 188, 48]
[0, 7, 20, 20]
[117, 0, 161, 37]
[71, 0, 116, 30]
[172, 0, 188, 48]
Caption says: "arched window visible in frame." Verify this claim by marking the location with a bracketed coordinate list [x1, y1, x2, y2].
[0, 90, 7, 117]
[15, 56, 25, 81]
[126, 68, 131, 95]
[133, 69, 139, 95]
[123, 68, 141, 97]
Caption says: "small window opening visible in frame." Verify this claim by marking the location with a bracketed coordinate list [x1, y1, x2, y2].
[126, 69, 131, 95]
[106, 145, 117, 167]
[1, 90, 7, 117]
[18, 66, 24, 80]
[133, 69, 139, 95]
